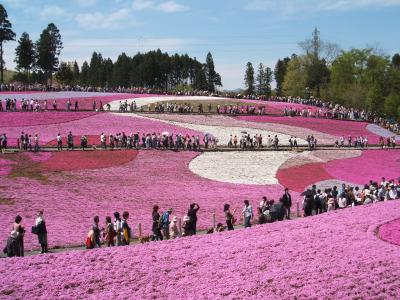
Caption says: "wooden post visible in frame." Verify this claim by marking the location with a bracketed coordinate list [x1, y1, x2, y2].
[212, 213, 216, 229]
[178, 218, 182, 236]
[296, 202, 300, 218]
[138, 223, 142, 238]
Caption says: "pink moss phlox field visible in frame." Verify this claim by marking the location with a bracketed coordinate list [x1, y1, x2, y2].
[324, 149, 400, 185]
[277, 162, 335, 192]
[23, 152, 52, 162]
[236, 116, 384, 144]
[0, 92, 158, 110]
[41, 150, 138, 172]
[0, 159, 14, 177]
[0, 112, 97, 127]
[378, 218, 400, 246]
[0, 201, 399, 299]
[0, 150, 293, 250]
[1, 113, 203, 146]
[263, 101, 325, 114]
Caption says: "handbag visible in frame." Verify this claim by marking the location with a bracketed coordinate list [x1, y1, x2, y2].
[31, 226, 38, 235]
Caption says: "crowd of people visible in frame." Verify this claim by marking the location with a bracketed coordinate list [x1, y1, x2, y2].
[2, 130, 397, 153]
[302, 177, 400, 216]
[3, 178, 400, 257]
[227, 134, 284, 149]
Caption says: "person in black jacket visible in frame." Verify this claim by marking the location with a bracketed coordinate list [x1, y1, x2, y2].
[151, 205, 163, 241]
[280, 188, 292, 219]
[187, 203, 200, 235]
[35, 210, 48, 254]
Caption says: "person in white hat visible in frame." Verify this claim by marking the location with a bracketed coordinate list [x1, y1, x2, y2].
[170, 216, 180, 239]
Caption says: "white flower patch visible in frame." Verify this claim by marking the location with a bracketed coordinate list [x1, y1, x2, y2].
[366, 124, 400, 141]
[106, 96, 231, 110]
[119, 113, 307, 146]
[168, 122, 307, 145]
[189, 151, 300, 185]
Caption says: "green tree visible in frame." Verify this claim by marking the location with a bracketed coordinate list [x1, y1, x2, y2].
[205, 52, 221, 92]
[36, 23, 63, 87]
[72, 61, 80, 85]
[112, 53, 131, 87]
[392, 53, 400, 69]
[80, 61, 89, 86]
[0, 4, 16, 83]
[274, 57, 290, 96]
[55, 62, 73, 85]
[282, 55, 307, 96]
[256, 63, 273, 97]
[299, 27, 338, 96]
[88, 52, 104, 87]
[384, 92, 400, 119]
[14, 32, 36, 83]
[244, 62, 255, 95]
[330, 49, 372, 107]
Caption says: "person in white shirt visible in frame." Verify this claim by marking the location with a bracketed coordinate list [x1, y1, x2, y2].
[56, 133, 62, 151]
[242, 200, 253, 228]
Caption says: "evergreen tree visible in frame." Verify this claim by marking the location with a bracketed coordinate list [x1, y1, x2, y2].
[72, 61, 80, 85]
[205, 52, 221, 92]
[80, 61, 89, 86]
[0, 4, 15, 83]
[36, 23, 63, 87]
[55, 62, 73, 85]
[112, 52, 131, 87]
[392, 53, 400, 70]
[274, 57, 290, 96]
[256, 63, 265, 95]
[193, 63, 208, 90]
[244, 62, 255, 95]
[256, 63, 273, 97]
[14, 32, 36, 83]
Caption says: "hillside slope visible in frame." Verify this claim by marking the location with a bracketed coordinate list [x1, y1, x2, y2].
[0, 201, 399, 299]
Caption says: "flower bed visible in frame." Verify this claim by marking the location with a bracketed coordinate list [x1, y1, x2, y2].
[0, 112, 97, 127]
[189, 151, 298, 184]
[41, 150, 138, 172]
[0, 150, 291, 250]
[1, 113, 202, 147]
[0, 201, 399, 299]
[276, 162, 335, 192]
[0, 159, 14, 177]
[378, 218, 400, 246]
[324, 149, 400, 185]
[236, 116, 383, 144]
[0, 92, 156, 110]
[140, 113, 333, 144]
[263, 101, 324, 114]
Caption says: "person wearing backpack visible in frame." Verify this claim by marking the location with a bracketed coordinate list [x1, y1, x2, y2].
[121, 211, 131, 245]
[160, 208, 173, 240]
[113, 212, 122, 246]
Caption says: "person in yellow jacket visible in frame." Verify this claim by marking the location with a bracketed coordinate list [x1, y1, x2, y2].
[121, 211, 131, 245]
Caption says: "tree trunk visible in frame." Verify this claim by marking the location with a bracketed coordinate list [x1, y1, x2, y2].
[0, 42, 3, 84]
